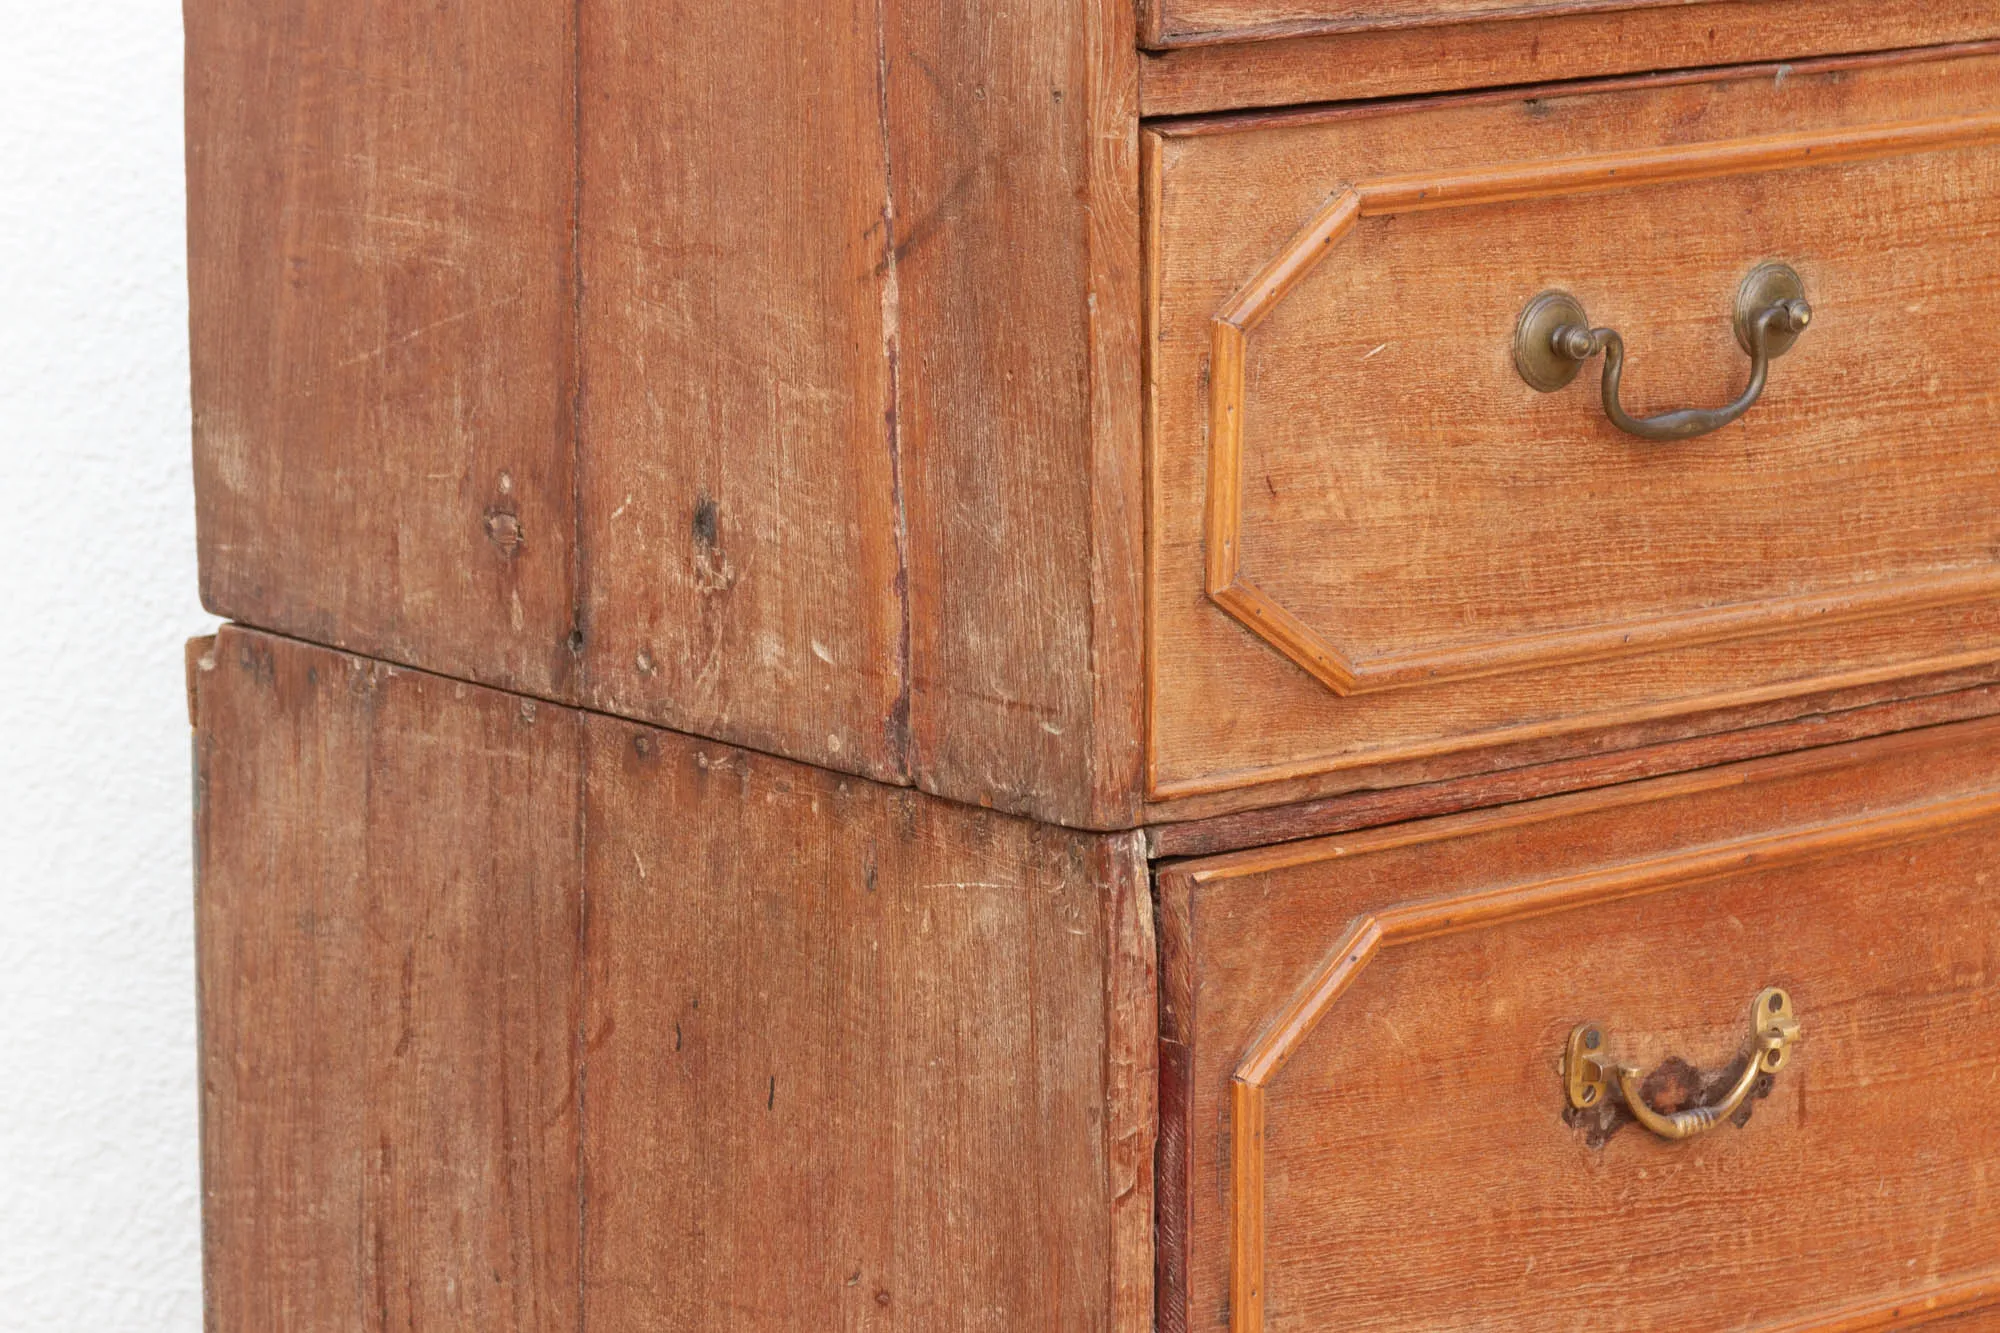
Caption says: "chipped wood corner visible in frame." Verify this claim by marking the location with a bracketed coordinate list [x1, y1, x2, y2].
[185, 634, 220, 731]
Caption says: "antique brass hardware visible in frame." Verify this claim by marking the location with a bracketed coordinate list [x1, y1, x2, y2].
[1515, 263, 1811, 441]
[1564, 987, 1801, 1141]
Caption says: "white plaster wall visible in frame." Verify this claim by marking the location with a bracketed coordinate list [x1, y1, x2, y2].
[1, 3, 210, 1326]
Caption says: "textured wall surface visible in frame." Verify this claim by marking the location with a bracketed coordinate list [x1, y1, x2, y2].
[0, 4, 209, 1327]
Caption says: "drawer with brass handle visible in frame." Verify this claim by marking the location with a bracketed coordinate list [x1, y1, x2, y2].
[1156, 712, 2000, 1332]
[1145, 46, 2000, 812]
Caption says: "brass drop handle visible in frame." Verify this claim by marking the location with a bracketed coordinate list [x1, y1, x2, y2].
[1564, 987, 1800, 1141]
[1515, 263, 1812, 442]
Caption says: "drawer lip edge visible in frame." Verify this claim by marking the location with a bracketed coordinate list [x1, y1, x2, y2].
[1141, 0, 1715, 51]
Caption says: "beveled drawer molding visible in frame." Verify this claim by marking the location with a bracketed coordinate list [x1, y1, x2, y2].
[1158, 716, 2000, 1331]
[1226, 786, 2000, 1332]
[1205, 113, 2000, 698]
[1148, 48, 2000, 810]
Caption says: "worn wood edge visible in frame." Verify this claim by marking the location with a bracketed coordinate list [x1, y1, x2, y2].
[1222, 786, 2000, 1331]
[1085, 0, 1150, 831]
[1139, 20, 2000, 117]
[1175, 707, 2000, 885]
[185, 635, 219, 730]
[189, 633, 216, 1326]
[1151, 645, 2000, 803]
[1099, 832, 1159, 1333]
[1154, 873, 1196, 1333]
[1142, 0, 1706, 51]
[1146, 680, 2000, 858]
[1180, 110, 2000, 757]
[1755, 1268, 2000, 1332]
[1144, 130, 1170, 827]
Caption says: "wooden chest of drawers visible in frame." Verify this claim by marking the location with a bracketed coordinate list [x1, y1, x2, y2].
[186, 1, 2000, 1328]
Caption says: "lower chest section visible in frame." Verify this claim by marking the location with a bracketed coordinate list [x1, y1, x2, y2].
[195, 628, 2000, 1330]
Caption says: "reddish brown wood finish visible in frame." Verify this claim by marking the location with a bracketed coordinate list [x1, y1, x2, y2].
[1139, 0, 1726, 47]
[1147, 47, 2000, 814]
[1148, 672, 2000, 857]
[1159, 715, 2000, 1331]
[576, 0, 907, 783]
[582, 718, 1156, 1329]
[1139, 7, 2000, 113]
[193, 626, 1155, 1330]
[193, 632, 584, 1330]
[186, 0, 1145, 829]
[185, 0, 581, 700]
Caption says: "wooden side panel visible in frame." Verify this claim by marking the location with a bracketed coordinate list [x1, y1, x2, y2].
[580, 717, 1156, 1329]
[194, 627, 582, 1330]
[884, 0, 1147, 826]
[195, 626, 1153, 1327]
[579, 0, 1146, 822]
[186, 0, 579, 697]
[190, 0, 1143, 827]
[576, 0, 908, 782]
[1158, 716, 2000, 1332]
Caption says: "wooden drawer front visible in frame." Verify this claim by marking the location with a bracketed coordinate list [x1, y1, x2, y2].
[1157, 716, 2000, 1332]
[1146, 49, 2000, 806]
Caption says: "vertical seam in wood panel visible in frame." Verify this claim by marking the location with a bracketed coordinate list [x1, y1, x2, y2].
[1085, 0, 1147, 830]
[872, 0, 914, 781]
[1103, 833, 1159, 1333]
[569, 8, 589, 1323]
[568, 0, 589, 712]
[189, 658, 216, 1333]
[573, 707, 589, 1331]
[1141, 132, 1167, 809]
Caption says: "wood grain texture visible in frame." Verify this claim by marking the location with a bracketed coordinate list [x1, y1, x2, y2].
[1160, 713, 2000, 1330]
[1201, 109, 2000, 696]
[190, 0, 1144, 828]
[194, 628, 583, 1331]
[1147, 48, 2000, 810]
[581, 717, 1155, 1330]
[883, 0, 1147, 827]
[577, 0, 908, 782]
[1148, 674, 2000, 857]
[1141, 0, 1722, 47]
[1140, 7, 2000, 114]
[186, 0, 580, 699]
[194, 626, 1154, 1329]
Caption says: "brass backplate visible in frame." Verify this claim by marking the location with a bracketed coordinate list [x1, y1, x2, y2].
[1514, 290, 1591, 393]
[1734, 263, 1808, 359]
[1564, 1021, 1610, 1110]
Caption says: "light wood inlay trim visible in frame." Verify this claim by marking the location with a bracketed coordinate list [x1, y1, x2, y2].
[1358, 113, 2000, 215]
[1205, 319, 1246, 595]
[1200, 113, 2000, 702]
[1223, 784, 2000, 1332]
[1215, 188, 1361, 331]
[1212, 579, 1358, 694]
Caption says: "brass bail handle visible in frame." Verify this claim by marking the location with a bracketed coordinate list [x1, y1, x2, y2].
[1564, 987, 1801, 1141]
[1515, 263, 1812, 442]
